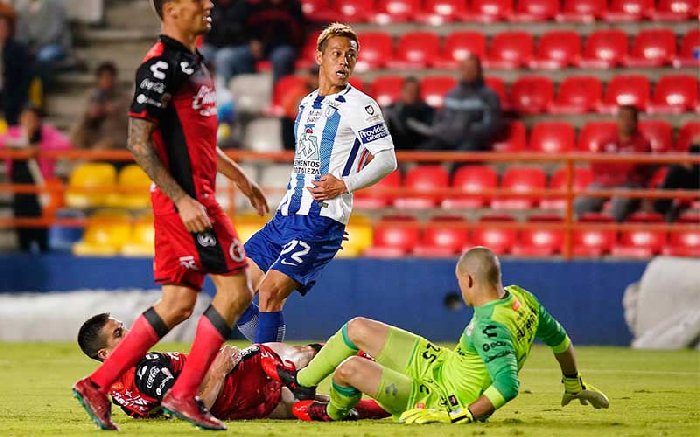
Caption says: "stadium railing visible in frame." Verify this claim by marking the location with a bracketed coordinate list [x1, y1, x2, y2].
[0, 149, 698, 259]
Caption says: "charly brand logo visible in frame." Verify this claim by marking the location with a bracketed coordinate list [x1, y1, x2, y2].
[178, 255, 198, 270]
[192, 85, 216, 117]
[229, 238, 245, 262]
[150, 61, 168, 80]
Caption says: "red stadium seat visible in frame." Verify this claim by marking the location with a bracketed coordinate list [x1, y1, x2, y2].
[414, 216, 470, 256]
[605, 0, 654, 21]
[601, 75, 650, 113]
[509, 76, 553, 114]
[442, 165, 498, 208]
[613, 226, 667, 258]
[491, 166, 547, 209]
[664, 227, 700, 257]
[393, 165, 449, 209]
[374, 0, 420, 23]
[626, 29, 676, 67]
[557, 0, 606, 22]
[371, 76, 404, 107]
[420, 76, 457, 107]
[652, 0, 699, 20]
[541, 167, 593, 209]
[435, 32, 487, 69]
[388, 32, 440, 69]
[676, 29, 700, 68]
[581, 30, 628, 68]
[301, 0, 342, 22]
[471, 214, 517, 255]
[271, 76, 304, 113]
[469, 0, 514, 21]
[578, 122, 617, 152]
[530, 30, 581, 69]
[573, 213, 616, 256]
[639, 120, 674, 153]
[355, 32, 393, 71]
[528, 122, 575, 153]
[512, 0, 559, 21]
[295, 32, 321, 69]
[551, 76, 602, 114]
[336, 0, 375, 21]
[492, 120, 526, 153]
[485, 31, 533, 69]
[649, 75, 699, 114]
[353, 169, 400, 208]
[484, 76, 507, 107]
[348, 77, 365, 92]
[365, 215, 420, 257]
[676, 122, 700, 151]
[512, 215, 564, 256]
[417, 0, 470, 24]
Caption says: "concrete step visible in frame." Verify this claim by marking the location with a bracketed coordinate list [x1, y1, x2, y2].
[73, 38, 153, 75]
[104, 0, 158, 31]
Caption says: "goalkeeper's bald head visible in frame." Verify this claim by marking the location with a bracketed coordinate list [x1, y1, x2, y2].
[456, 247, 504, 305]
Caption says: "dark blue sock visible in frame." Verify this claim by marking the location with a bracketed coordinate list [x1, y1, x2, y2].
[255, 311, 286, 343]
[236, 303, 259, 342]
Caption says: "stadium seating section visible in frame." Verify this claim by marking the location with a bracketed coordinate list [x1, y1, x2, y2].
[55, 0, 698, 259]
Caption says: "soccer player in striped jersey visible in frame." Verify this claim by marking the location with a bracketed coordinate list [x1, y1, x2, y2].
[237, 23, 398, 344]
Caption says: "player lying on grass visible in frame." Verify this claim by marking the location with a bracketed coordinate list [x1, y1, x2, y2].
[265, 246, 609, 423]
[77, 313, 388, 421]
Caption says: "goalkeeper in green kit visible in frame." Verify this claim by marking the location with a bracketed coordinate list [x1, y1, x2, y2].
[262, 246, 609, 424]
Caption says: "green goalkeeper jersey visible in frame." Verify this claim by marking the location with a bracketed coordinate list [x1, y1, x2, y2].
[441, 285, 571, 410]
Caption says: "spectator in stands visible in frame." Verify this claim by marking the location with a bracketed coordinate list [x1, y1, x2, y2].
[70, 62, 129, 155]
[6, 105, 49, 252]
[199, 0, 248, 89]
[424, 55, 502, 152]
[225, 0, 305, 84]
[653, 136, 700, 222]
[384, 77, 434, 151]
[280, 65, 318, 150]
[0, 5, 33, 126]
[574, 105, 654, 223]
[15, 0, 71, 82]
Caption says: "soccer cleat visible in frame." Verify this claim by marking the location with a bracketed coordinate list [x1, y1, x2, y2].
[161, 392, 226, 431]
[292, 400, 359, 422]
[357, 350, 375, 361]
[260, 354, 316, 400]
[72, 377, 118, 431]
[355, 399, 390, 420]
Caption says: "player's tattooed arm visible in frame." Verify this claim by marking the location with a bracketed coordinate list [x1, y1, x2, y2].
[127, 117, 187, 204]
[128, 118, 211, 232]
[199, 346, 241, 409]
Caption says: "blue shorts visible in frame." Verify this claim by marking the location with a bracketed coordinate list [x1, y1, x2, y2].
[244, 213, 345, 295]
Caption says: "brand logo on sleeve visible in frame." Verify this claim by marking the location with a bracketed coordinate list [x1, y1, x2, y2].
[358, 123, 389, 144]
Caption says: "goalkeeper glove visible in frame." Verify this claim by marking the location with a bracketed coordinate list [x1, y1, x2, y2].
[399, 407, 474, 424]
[561, 373, 609, 409]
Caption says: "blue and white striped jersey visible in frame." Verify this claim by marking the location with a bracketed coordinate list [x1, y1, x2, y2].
[276, 84, 395, 225]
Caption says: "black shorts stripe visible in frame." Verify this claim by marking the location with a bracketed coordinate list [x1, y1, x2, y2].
[193, 228, 229, 273]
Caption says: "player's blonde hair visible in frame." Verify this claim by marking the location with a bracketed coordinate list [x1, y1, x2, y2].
[316, 22, 360, 53]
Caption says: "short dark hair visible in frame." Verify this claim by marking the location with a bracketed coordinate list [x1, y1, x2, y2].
[77, 313, 110, 361]
[618, 104, 639, 119]
[96, 61, 117, 77]
[151, 0, 173, 19]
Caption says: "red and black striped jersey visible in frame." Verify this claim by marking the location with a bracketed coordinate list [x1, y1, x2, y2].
[129, 34, 219, 215]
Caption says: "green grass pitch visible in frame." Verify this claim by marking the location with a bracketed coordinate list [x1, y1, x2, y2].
[0, 342, 698, 436]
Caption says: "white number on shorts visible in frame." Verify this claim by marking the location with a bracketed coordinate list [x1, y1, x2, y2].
[280, 240, 311, 265]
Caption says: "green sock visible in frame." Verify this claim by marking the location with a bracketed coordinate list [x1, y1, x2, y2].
[327, 381, 361, 421]
[297, 323, 358, 387]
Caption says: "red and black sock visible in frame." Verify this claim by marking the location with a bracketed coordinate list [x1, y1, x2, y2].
[170, 305, 231, 399]
[90, 307, 170, 393]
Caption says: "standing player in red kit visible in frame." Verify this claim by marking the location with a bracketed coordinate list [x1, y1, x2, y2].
[72, 0, 269, 431]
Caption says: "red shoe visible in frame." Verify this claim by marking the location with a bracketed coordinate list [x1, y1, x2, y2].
[72, 377, 118, 431]
[292, 400, 332, 422]
[292, 400, 359, 422]
[161, 392, 226, 431]
[357, 350, 375, 361]
[355, 399, 390, 419]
